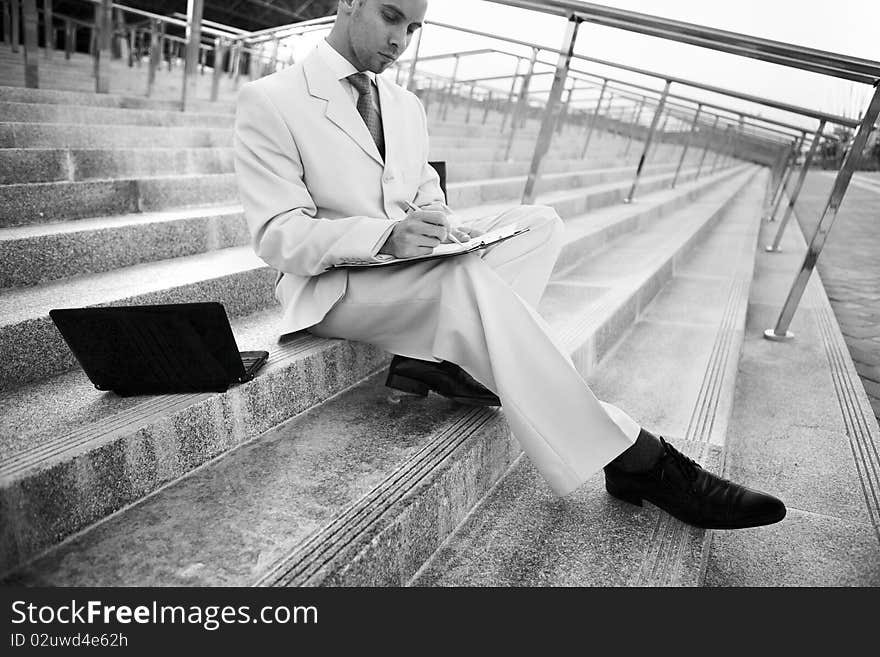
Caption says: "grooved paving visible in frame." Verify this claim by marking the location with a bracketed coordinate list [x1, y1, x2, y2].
[796, 172, 880, 425]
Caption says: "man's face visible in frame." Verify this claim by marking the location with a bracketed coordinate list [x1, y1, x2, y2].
[345, 0, 427, 73]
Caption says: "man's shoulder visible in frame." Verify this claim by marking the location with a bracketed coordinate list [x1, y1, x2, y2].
[377, 75, 423, 109]
[241, 61, 308, 101]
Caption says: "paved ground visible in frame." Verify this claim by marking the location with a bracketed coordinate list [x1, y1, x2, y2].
[792, 170, 880, 422]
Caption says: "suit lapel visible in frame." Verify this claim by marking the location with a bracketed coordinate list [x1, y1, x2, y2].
[376, 76, 402, 173]
[303, 50, 384, 166]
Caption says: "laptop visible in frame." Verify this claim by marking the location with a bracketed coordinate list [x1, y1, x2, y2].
[49, 302, 269, 396]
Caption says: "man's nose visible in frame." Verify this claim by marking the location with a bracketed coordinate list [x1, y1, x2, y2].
[388, 27, 407, 52]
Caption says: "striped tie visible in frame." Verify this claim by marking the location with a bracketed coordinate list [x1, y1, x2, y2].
[347, 72, 385, 160]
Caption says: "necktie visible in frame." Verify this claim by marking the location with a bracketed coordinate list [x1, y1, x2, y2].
[347, 72, 385, 160]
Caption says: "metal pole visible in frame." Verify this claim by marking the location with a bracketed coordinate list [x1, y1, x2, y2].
[765, 138, 797, 215]
[43, 0, 52, 58]
[504, 49, 537, 160]
[766, 120, 826, 252]
[625, 79, 671, 203]
[464, 84, 475, 123]
[711, 124, 733, 173]
[440, 54, 460, 121]
[695, 114, 719, 180]
[623, 97, 645, 159]
[21, 0, 38, 87]
[10, 0, 19, 53]
[671, 104, 702, 188]
[482, 90, 493, 124]
[2, 1, 10, 45]
[765, 86, 880, 342]
[581, 78, 607, 158]
[181, 0, 204, 111]
[767, 133, 805, 221]
[405, 23, 422, 92]
[211, 37, 224, 102]
[522, 17, 579, 204]
[146, 18, 159, 97]
[556, 84, 574, 134]
[64, 20, 72, 60]
[500, 58, 522, 133]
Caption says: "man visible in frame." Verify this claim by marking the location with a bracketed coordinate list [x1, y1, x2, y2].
[234, 0, 786, 530]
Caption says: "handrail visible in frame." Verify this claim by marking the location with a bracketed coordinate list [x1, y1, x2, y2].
[484, 0, 880, 84]
[425, 19, 860, 128]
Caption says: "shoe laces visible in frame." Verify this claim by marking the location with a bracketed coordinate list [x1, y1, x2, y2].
[660, 437, 701, 482]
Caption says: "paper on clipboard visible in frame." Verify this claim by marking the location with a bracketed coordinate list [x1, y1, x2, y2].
[332, 222, 530, 269]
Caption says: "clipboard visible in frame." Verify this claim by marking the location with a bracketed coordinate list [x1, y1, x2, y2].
[332, 225, 531, 269]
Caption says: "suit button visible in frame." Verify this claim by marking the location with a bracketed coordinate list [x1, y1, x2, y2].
[383, 173, 394, 182]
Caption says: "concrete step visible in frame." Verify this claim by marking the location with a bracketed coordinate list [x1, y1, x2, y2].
[0, 122, 234, 149]
[0, 150, 684, 227]
[0, 160, 695, 288]
[0, 164, 751, 579]
[0, 84, 183, 111]
[0, 162, 721, 385]
[0, 100, 235, 128]
[411, 172, 767, 586]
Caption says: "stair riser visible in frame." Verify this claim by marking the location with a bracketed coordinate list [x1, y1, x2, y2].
[0, 211, 248, 289]
[0, 338, 391, 575]
[0, 85, 182, 110]
[0, 101, 235, 128]
[0, 267, 277, 390]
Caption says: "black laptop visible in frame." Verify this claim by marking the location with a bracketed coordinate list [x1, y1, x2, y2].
[49, 302, 269, 396]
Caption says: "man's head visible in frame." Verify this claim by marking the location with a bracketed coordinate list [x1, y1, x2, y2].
[328, 0, 428, 74]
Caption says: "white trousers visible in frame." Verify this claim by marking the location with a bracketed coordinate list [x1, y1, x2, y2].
[309, 205, 640, 496]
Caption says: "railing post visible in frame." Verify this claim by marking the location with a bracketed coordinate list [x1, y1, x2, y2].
[21, 0, 38, 87]
[181, 0, 204, 111]
[695, 114, 719, 180]
[503, 49, 537, 159]
[766, 120, 826, 252]
[623, 97, 645, 159]
[581, 78, 607, 158]
[10, 0, 19, 53]
[711, 124, 733, 172]
[765, 86, 880, 342]
[211, 37, 224, 102]
[767, 132, 805, 221]
[464, 84, 475, 123]
[64, 19, 72, 60]
[146, 18, 159, 97]
[555, 84, 574, 134]
[482, 90, 493, 125]
[2, 1, 10, 46]
[765, 138, 797, 215]
[43, 0, 52, 58]
[405, 23, 422, 92]
[625, 79, 671, 203]
[439, 54, 460, 121]
[671, 104, 702, 188]
[522, 16, 580, 205]
[499, 58, 522, 133]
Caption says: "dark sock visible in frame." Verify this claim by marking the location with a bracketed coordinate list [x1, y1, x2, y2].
[608, 428, 666, 472]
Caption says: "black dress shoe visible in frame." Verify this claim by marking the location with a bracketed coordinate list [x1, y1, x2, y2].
[604, 436, 786, 529]
[385, 355, 501, 406]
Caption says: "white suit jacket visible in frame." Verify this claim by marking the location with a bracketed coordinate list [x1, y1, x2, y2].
[233, 46, 446, 335]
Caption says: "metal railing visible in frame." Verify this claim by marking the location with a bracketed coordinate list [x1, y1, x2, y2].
[5, 0, 878, 340]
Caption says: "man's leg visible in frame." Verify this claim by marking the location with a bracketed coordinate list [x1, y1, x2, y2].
[309, 209, 639, 496]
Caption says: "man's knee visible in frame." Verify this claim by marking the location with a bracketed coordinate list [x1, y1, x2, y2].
[519, 204, 564, 239]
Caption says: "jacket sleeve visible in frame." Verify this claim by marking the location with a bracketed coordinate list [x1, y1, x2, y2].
[233, 82, 400, 276]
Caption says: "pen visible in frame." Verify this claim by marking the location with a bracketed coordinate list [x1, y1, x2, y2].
[402, 200, 465, 245]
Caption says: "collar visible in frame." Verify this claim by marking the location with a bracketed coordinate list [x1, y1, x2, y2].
[316, 38, 377, 85]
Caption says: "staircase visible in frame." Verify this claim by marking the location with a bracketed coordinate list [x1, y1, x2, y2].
[2, 45, 877, 587]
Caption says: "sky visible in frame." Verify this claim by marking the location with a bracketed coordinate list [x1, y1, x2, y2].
[290, 0, 880, 137]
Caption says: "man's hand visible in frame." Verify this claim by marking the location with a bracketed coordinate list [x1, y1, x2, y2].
[417, 202, 486, 244]
[379, 209, 451, 259]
